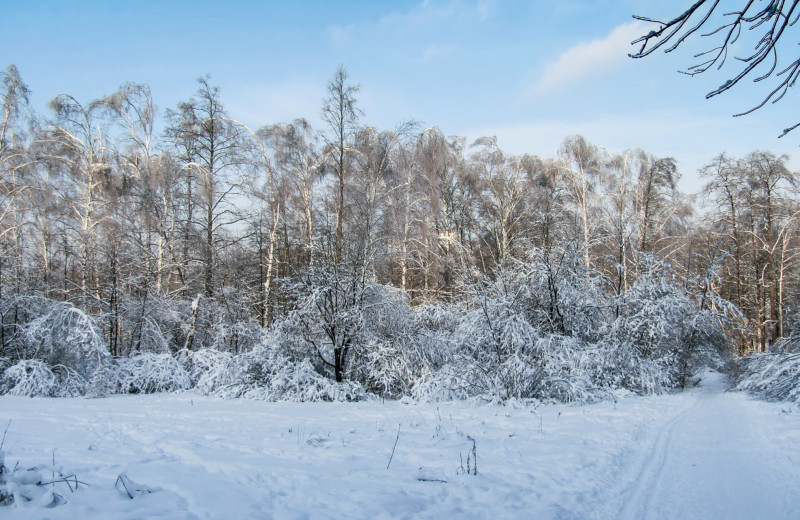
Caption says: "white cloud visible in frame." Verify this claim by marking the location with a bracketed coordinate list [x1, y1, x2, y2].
[536, 21, 644, 93]
[416, 44, 457, 63]
[328, 0, 490, 42]
[377, 0, 462, 31]
[476, 0, 495, 21]
[328, 23, 355, 43]
[226, 81, 325, 129]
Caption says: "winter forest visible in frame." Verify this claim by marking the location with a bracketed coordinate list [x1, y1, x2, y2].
[0, 62, 799, 403]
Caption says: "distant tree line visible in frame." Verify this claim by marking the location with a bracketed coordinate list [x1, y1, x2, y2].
[0, 63, 798, 399]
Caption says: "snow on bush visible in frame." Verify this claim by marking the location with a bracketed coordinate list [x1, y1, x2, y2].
[735, 332, 800, 402]
[178, 335, 367, 402]
[113, 353, 191, 394]
[410, 268, 605, 403]
[22, 302, 109, 381]
[1, 360, 87, 397]
[248, 358, 366, 402]
[412, 363, 477, 402]
[735, 353, 800, 402]
[2, 360, 57, 397]
[0, 295, 55, 361]
[604, 257, 734, 393]
[177, 348, 253, 396]
[353, 338, 424, 399]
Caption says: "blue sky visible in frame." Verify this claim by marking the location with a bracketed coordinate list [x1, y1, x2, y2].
[4, 0, 798, 193]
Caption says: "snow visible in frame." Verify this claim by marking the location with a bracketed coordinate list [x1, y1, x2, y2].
[1, 376, 799, 519]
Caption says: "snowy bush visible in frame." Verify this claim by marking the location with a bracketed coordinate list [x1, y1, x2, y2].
[117, 295, 193, 355]
[253, 358, 366, 402]
[410, 269, 606, 403]
[346, 285, 425, 397]
[604, 258, 734, 393]
[0, 295, 55, 361]
[113, 353, 191, 394]
[1, 360, 88, 397]
[22, 302, 109, 381]
[412, 363, 481, 402]
[50, 365, 89, 397]
[352, 338, 424, 398]
[735, 352, 800, 402]
[178, 334, 368, 402]
[87, 362, 114, 398]
[2, 360, 57, 397]
[589, 341, 676, 395]
[769, 331, 800, 354]
[177, 348, 250, 395]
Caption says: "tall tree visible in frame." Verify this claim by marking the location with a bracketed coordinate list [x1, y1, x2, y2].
[321, 66, 362, 264]
[166, 77, 253, 297]
[558, 135, 605, 270]
[41, 93, 116, 306]
[469, 137, 533, 270]
[0, 65, 34, 349]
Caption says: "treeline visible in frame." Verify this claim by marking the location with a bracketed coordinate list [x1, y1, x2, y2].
[0, 64, 798, 400]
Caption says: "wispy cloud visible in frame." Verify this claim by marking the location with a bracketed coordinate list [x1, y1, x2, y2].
[226, 81, 325, 129]
[416, 44, 457, 63]
[328, 0, 491, 43]
[535, 21, 644, 93]
[376, 0, 477, 32]
[476, 0, 494, 20]
[328, 23, 355, 43]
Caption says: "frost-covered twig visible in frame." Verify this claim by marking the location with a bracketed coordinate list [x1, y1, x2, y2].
[386, 424, 401, 470]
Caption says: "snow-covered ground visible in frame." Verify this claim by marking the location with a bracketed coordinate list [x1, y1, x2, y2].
[2, 372, 799, 519]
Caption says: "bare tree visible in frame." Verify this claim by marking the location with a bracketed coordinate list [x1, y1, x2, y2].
[469, 137, 533, 270]
[166, 77, 253, 297]
[0, 65, 35, 349]
[321, 66, 362, 264]
[558, 135, 605, 270]
[262, 119, 322, 268]
[40, 93, 116, 306]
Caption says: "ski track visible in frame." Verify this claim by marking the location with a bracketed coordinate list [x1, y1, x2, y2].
[616, 391, 702, 520]
[1, 378, 800, 519]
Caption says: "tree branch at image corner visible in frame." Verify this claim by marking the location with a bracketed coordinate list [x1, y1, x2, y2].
[630, 0, 800, 137]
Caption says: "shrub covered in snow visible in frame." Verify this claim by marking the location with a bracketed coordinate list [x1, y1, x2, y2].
[22, 302, 109, 381]
[1, 360, 88, 398]
[113, 353, 191, 394]
[250, 358, 367, 402]
[735, 353, 800, 402]
[2, 360, 58, 397]
[177, 348, 251, 396]
[409, 265, 606, 403]
[604, 258, 734, 393]
[735, 332, 800, 403]
[0, 295, 55, 361]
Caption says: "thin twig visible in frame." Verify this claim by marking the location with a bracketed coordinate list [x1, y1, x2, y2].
[116, 474, 133, 499]
[0, 419, 11, 449]
[386, 424, 401, 469]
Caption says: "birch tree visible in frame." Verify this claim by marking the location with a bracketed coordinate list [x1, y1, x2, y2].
[166, 77, 253, 297]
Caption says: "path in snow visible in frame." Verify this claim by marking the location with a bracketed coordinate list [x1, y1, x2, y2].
[605, 372, 800, 520]
[1, 373, 799, 519]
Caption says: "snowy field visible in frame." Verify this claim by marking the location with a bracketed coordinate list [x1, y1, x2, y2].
[2, 373, 799, 519]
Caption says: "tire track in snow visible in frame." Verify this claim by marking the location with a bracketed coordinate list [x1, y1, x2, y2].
[615, 392, 702, 520]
